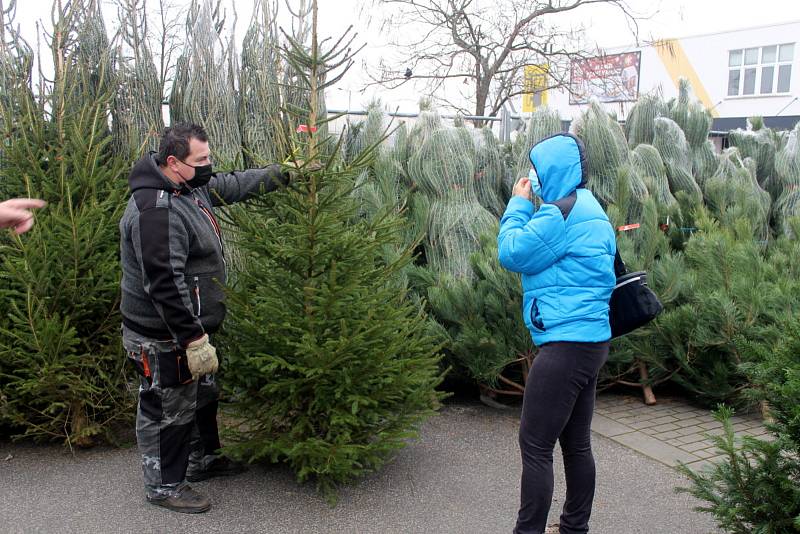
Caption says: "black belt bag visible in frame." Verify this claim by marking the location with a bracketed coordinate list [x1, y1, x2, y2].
[609, 250, 663, 338]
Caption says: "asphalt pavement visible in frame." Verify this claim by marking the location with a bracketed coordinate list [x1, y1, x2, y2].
[0, 401, 721, 533]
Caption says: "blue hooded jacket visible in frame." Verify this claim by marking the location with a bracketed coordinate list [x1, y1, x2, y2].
[497, 133, 616, 346]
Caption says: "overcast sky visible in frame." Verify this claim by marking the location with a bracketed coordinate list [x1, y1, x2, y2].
[7, 0, 795, 113]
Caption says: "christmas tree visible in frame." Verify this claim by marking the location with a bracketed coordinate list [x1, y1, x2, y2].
[677, 312, 800, 533]
[218, 1, 443, 500]
[0, 0, 131, 446]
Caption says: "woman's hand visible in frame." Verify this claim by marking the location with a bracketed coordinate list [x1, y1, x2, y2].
[512, 177, 532, 201]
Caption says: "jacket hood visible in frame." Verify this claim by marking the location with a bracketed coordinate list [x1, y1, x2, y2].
[528, 133, 588, 203]
[128, 152, 182, 192]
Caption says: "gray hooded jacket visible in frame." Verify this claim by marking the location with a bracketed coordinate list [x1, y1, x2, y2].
[120, 153, 286, 347]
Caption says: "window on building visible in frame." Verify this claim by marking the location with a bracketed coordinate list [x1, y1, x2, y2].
[728, 43, 794, 97]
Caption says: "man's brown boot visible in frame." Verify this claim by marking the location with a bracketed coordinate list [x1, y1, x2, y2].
[146, 486, 211, 514]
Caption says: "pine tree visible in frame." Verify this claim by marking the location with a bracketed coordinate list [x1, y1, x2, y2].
[667, 208, 784, 406]
[424, 234, 535, 396]
[0, 0, 131, 446]
[218, 2, 443, 500]
[677, 314, 800, 533]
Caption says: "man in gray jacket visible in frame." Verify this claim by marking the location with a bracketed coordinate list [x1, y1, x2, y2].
[120, 123, 288, 513]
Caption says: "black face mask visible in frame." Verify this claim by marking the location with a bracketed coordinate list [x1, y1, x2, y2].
[182, 162, 214, 189]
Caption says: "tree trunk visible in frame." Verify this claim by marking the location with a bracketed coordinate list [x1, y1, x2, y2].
[473, 80, 490, 128]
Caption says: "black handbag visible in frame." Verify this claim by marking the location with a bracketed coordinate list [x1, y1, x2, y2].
[609, 250, 663, 338]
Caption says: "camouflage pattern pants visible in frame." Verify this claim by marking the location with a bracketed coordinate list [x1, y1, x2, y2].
[123, 326, 222, 498]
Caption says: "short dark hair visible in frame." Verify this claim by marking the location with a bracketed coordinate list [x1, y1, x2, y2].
[157, 123, 208, 165]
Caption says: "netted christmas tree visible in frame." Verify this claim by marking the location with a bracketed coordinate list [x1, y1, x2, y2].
[666, 79, 718, 188]
[653, 116, 703, 203]
[630, 143, 678, 208]
[239, 0, 285, 166]
[729, 119, 778, 197]
[110, 0, 163, 156]
[572, 101, 649, 225]
[625, 91, 668, 148]
[773, 122, 800, 236]
[170, 0, 241, 165]
[704, 147, 772, 240]
[407, 109, 496, 280]
[0, 0, 131, 445]
[472, 126, 505, 217]
[218, 2, 443, 500]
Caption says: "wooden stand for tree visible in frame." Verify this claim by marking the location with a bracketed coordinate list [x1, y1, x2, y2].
[613, 358, 657, 405]
[478, 353, 534, 407]
[480, 354, 657, 407]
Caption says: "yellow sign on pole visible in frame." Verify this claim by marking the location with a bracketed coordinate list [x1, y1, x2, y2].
[522, 64, 549, 112]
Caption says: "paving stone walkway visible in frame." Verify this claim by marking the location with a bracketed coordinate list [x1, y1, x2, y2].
[592, 392, 769, 471]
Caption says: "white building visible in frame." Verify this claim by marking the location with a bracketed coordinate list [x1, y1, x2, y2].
[530, 20, 800, 132]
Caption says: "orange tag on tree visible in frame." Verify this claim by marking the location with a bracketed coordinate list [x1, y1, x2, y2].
[617, 223, 641, 232]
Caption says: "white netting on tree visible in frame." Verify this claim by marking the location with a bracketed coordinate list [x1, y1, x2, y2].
[239, 0, 284, 165]
[572, 101, 645, 207]
[774, 190, 800, 237]
[472, 127, 505, 217]
[692, 140, 719, 190]
[407, 114, 496, 279]
[705, 147, 771, 237]
[773, 123, 800, 235]
[61, 0, 114, 109]
[653, 117, 702, 202]
[405, 106, 443, 165]
[387, 121, 410, 180]
[0, 0, 34, 171]
[630, 144, 677, 207]
[112, 0, 163, 156]
[625, 92, 667, 148]
[344, 102, 386, 164]
[668, 79, 712, 150]
[170, 0, 241, 165]
[409, 127, 475, 197]
[728, 127, 777, 193]
[614, 160, 650, 227]
[775, 122, 800, 190]
[669, 81, 720, 187]
[349, 105, 411, 223]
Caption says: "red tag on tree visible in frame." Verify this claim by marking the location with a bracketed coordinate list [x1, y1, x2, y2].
[296, 124, 318, 133]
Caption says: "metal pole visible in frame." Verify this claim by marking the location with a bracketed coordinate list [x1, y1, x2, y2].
[326, 109, 518, 122]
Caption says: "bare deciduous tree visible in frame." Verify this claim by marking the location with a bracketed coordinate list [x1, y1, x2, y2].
[370, 0, 643, 126]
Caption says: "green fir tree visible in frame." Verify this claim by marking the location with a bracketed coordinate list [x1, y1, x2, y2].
[677, 314, 800, 533]
[218, 1, 443, 501]
[0, 0, 131, 445]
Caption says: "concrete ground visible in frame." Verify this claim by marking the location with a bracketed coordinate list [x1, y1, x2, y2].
[592, 392, 767, 472]
[0, 397, 724, 534]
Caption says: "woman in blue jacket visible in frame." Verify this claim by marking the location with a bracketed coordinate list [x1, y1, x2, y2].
[498, 133, 616, 534]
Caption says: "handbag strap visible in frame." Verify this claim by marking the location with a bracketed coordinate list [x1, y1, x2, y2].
[614, 249, 627, 277]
